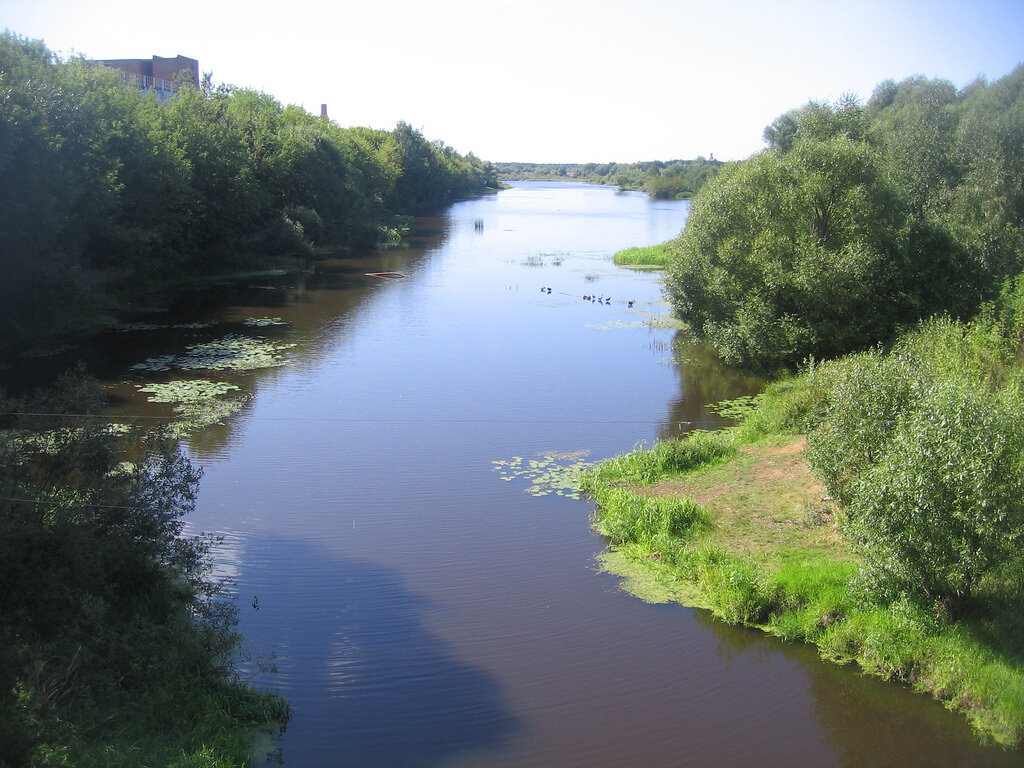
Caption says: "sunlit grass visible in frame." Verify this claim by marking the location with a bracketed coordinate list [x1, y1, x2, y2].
[612, 244, 671, 268]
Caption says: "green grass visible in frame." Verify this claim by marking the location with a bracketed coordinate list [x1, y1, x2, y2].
[580, 422, 1024, 747]
[578, 430, 736, 490]
[612, 243, 672, 268]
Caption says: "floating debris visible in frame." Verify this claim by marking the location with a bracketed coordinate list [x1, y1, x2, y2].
[366, 271, 407, 279]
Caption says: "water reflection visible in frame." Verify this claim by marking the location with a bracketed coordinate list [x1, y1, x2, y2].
[240, 539, 517, 768]
[660, 335, 765, 438]
[693, 610, 1019, 767]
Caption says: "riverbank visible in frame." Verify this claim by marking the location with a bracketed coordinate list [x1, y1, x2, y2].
[580, 420, 1024, 747]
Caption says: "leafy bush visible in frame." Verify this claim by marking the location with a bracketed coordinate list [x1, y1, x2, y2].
[805, 349, 927, 505]
[0, 32, 499, 354]
[845, 379, 1024, 613]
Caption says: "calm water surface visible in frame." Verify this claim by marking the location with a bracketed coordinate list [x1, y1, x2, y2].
[104, 182, 1018, 767]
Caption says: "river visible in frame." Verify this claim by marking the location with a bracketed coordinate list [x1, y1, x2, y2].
[97, 182, 1016, 767]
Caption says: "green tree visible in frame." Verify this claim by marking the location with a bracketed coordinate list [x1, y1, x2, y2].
[666, 101, 912, 370]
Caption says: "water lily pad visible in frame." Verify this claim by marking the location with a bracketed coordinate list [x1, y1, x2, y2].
[173, 395, 249, 432]
[130, 335, 296, 373]
[492, 450, 594, 499]
[708, 394, 764, 421]
[137, 379, 241, 404]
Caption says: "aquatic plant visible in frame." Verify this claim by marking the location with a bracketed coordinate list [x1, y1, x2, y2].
[134, 379, 249, 433]
[707, 394, 764, 422]
[131, 335, 296, 372]
[137, 379, 241, 404]
[612, 244, 671, 268]
[174, 396, 250, 432]
[492, 450, 593, 499]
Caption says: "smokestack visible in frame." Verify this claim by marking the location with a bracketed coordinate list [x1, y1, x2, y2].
[321, 103, 328, 118]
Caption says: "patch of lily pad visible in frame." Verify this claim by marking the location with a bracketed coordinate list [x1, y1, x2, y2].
[137, 379, 241, 404]
[173, 396, 249, 433]
[134, 378, 249, 434]
[492, 450, 593, 499]
[707, 394, 764, 421]
[130, 334, 296, 372]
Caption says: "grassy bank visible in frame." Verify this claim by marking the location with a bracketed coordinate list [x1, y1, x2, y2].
[612, 243, 671, 268]
[579, 410, 1024, 746]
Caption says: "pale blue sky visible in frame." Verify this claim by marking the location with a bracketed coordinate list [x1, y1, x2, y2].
[3, 0, 1022, 162]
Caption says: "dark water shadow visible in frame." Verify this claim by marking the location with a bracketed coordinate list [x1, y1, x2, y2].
[692, 609, 1021, 767]
[242, 538, 518, 768]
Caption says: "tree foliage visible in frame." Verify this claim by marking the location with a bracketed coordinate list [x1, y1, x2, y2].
[666, 66, 1024, 371]
[0, 32, 499, 354]
[496, 157, 722, 199]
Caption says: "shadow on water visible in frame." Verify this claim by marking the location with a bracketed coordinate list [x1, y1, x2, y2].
[692, 610, 1020, 768]
[242, 539, 518, 768]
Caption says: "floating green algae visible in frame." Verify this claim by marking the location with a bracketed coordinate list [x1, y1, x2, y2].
[492, 450, 593, 499]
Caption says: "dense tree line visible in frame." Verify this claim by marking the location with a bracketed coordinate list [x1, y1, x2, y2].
[0, 33, 499, 354]
[496, 157, 722, 199]
[665, 66, 1024, 372]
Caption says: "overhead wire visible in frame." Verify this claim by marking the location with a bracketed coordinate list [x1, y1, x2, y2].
[0, 411, 666, 425]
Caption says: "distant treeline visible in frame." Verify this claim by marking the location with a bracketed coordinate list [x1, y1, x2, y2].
[665, 66, 1024, 372]
[495, 158, 723, 199]
[0, 33, 499, 353]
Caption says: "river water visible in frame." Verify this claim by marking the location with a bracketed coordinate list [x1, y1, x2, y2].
[99, 182, 1016, 767]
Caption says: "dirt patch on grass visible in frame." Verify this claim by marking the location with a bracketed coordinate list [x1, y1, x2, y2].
[644, 439, 848, 562]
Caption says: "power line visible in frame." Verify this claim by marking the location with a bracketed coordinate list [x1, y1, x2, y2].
[0, 495, 150, 512]
[1, 412, 667, 425]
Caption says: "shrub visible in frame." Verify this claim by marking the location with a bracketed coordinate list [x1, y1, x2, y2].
[845, 379, 1024, 613]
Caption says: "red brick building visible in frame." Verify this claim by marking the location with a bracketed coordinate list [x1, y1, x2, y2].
[99, 55, 199, 96]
